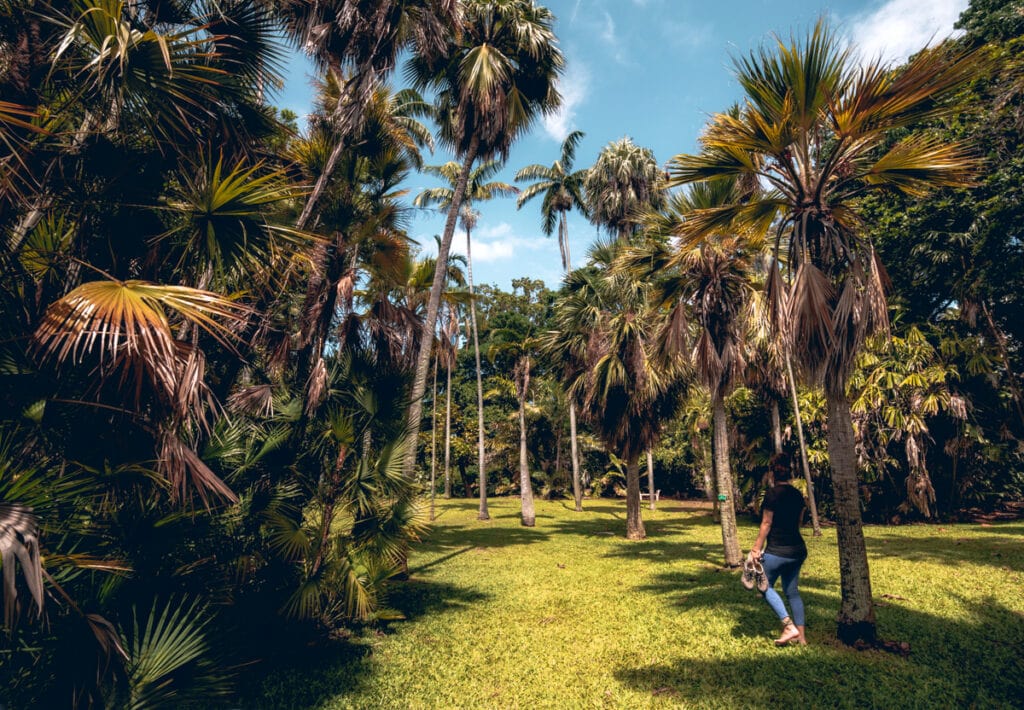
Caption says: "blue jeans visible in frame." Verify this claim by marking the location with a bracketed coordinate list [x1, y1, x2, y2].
[761, 552, 805, 626]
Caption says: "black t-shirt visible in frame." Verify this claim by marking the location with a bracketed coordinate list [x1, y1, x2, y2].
[763, 483, 807, 560]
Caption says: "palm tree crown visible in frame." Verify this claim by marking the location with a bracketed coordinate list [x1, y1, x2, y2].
[584, 137, 666, 241]
[407, 0, 564, 161]
[515, 129, 589, 269]
[667, 20, 981, 394]
[414, 159, 517, 211]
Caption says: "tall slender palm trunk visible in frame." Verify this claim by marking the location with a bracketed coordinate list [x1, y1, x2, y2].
[646, 449, 656, 511]
[712, 396, 742, 567]
[787, 355, 821, 536]
[404, 137, 479, 480]
[826, 389, 876, 644]
[444, 359, 453, 499]
[466, 223, 489, 521]
[430, 352, 438, 521]
[625, 456, 645, 540]
[561, 212, 584, 512]
[518, 358, 535, 527]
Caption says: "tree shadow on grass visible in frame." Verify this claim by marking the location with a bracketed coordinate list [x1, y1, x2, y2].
[239, 578, 490, 710]
[600, 538, 732, 567]
[417, 522, 552, 550]
[614, 593, 1024, 708]
[866, 528, 1024, 572]
[633, 563, 839, 642]
[544, 502, 716, 541]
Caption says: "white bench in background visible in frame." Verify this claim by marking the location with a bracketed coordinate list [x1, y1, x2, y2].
[639, 490, 661, 503]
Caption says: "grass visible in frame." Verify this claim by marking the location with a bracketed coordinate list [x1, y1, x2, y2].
[244, 498, 1024, 709]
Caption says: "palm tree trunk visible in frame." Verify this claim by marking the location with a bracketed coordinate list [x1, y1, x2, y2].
[787, 355, 821, 536]
[311, 446, 347, 576]
[770, 400, 783, 454]
[466, 222, 489, 521]
[430, 351, 439, 521]
[625, 455, 645, 540]
[569, 403, 583, 511]
[294, 86, 368, 231]
[561, 211, 584, 513]
[982, 301, 1024, 428]
[825, 388, 877, 645]
[519, 358, 535, 527]
[444, 359, 453, 499]
[712, 395, 742, 567]
[404, 136, 479, 480]
[646, 449, 656, 511]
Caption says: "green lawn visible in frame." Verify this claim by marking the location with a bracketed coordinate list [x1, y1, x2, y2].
[247, 498, 1024, 709]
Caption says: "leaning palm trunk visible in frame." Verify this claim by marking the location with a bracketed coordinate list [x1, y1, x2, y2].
[518, 358, 535, 527]
[404, 136, 479, 480]
[827, 389, 876, 643]
[712, 396, 742, 566]
[786, 355, 821, 535]
[444, 359, 453, 499]
[466, 222, 489, 521]
[646, 449, 656, 511]
[294, 78, 375, 231]
[625, 456, 645, 540]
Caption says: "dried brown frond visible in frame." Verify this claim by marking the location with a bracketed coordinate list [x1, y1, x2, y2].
[787, 263, 835, 384]
[227, 383, 275, 418]
[0, 502, 43, 626]
[159, 429, 237, 507]
[305, 356, 328, 416]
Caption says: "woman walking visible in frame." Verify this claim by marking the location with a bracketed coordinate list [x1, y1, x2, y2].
[752, 453, 808, 645]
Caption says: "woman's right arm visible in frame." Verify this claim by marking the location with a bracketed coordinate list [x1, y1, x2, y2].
[753, 510, 773, 558]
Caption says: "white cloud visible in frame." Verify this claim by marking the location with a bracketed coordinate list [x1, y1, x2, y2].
[543, 60, 590, 142]
[597, 10, 628, 64]
[662, 18, 715, 53]
[451, 222, 554, 264]
[599, 10, 616, 44]
[847, 0, 968, 65]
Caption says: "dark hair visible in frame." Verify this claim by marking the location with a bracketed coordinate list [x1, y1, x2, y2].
[769, 453, 793, 482]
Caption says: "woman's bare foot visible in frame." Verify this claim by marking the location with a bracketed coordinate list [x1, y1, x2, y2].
[774, 620, 801, 646]
[796, 625, 807, 645]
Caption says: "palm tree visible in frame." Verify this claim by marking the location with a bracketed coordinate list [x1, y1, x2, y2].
[403, 0, 563, 494]
[292, 79, 434, 403]
[584, 137, 665, 242]
[547, 242, 686, 540]
[415, 160, 517, 520]
[440, 265, 469, 500]
[584, 136, 666, 492]
[515, 129, 589, 511]
[667, 21, 981, 643]
[629, 181, 762, 566]
[275, 0, 460, 231]
[488, 280, 548, 527]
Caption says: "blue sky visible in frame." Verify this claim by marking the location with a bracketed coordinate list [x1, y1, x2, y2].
[275, 0, 968, 290]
